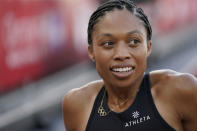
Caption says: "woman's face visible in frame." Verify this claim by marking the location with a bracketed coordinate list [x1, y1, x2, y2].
[88, 9, 152, 88]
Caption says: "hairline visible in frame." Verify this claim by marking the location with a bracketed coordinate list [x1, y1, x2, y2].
[89, 6, 150, 45]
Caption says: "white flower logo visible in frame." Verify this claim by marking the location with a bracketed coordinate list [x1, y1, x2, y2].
[132, 111, 140, 119]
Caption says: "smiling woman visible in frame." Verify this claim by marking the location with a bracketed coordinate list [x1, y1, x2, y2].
[88, 8, 151, 89]
[62, 0, 197, 131]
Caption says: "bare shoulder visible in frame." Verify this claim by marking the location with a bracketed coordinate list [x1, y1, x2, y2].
[150, 69, 197, 91]
[62, 79, 104, 108]
[150, 69, 197, 127]
[149, 69, 178, 85]
[62, 80, 104, 131]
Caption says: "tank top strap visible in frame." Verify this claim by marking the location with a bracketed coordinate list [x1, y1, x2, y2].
[143, 73, 176, 131]
[86, 86, 105, 131]
[141, 73, 151, 92]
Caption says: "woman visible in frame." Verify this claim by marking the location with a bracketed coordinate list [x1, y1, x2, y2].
[62, 0, 197, 131]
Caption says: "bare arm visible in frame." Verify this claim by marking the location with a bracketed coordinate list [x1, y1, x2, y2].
[175, 73, 197, 131]
[150, 70, 197, 131]
[62, 88, 83, 131]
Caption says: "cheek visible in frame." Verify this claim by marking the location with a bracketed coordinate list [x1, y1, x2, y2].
[93, 48, 113, 78]
[95, 58, 110, 81]
[94, 48, 108, 66]
[94, 46, 112, 62]
[132, 45, 148, 64]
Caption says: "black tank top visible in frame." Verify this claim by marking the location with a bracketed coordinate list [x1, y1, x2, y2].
[86, 74, 176, 131]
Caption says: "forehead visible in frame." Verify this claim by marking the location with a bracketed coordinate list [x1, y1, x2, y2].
[93, 8, 146, 36]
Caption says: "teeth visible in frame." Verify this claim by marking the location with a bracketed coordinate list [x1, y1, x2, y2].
[113, 67, 133, 72]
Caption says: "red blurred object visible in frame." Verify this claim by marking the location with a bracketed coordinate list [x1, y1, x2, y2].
[139, 0, 197, 34]
[0, 0, 92, 92]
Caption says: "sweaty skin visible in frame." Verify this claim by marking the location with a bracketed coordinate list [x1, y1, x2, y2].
[62, 9, 197, 131]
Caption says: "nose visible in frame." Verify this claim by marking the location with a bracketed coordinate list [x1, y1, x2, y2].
[113, 42, 131, 61]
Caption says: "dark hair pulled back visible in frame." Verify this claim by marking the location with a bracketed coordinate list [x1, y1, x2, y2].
[87, 0, 152, 45]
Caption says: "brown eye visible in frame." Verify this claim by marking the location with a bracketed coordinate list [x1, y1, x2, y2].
[102, 41, 114, 48]
[128, 39, 140, 47]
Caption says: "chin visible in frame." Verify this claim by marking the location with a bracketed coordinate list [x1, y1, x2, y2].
[114, 71, 144, 88]
[103, 76, 136, 89]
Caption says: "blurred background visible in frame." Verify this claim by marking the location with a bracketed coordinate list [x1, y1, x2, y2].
[0, 0, 197, 131]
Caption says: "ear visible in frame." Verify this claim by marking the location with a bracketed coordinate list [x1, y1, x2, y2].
[147, 40, 152, 57]
[88, 45, 95, 62]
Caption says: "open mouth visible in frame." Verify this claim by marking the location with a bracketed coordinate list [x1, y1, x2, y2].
[110, 65, 135, 79]
[111, 67, 134, 72]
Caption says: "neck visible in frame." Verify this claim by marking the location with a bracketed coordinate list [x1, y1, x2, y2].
[104, 75, 144, 112]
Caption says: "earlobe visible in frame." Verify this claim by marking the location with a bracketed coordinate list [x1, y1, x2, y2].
[147, 40, 152, 57]
[88, 45, 95, 62]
